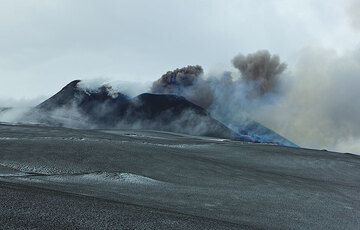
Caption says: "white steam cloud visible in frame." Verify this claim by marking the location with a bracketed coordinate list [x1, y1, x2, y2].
[78, 78, 151, 97]
[1, 48, 360, 155]
[0, 97, 44, 124]
[251, 47, 360, 154]
[151, 51, 288, 130]
[151, 48, 360, 154]
[347, 0, 360, 31]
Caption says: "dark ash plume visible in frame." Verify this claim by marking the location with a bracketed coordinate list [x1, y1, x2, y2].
[151, 65, 214, 108]
[232, 50, 287, 97]
[151, 50, 286, 109]
[1, 50, 296, 148]
[147, 51, 296, 147]
[151, 50, 287, 108]
[151, 65, 203, 93]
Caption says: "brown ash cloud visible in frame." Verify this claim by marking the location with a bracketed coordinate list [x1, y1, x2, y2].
[151, 65, 214, 108]
[232, 50, 287, 98]
[151, 50, 286, 110]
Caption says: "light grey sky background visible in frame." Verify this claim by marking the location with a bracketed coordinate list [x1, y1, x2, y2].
[0, 0, 359, 101]
[0, 0, 360, 153]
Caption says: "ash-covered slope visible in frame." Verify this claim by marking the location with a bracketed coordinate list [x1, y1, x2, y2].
[125, 93, 237, 139]
[229, 121, 298, 147]
[34, 80, 130, 126]
[28, 80, 237, 139]
[0, 124, 359, 229]
[36, 80, 130, 113]
[22, 80, 299, 145]
[151, 65, 297, 147]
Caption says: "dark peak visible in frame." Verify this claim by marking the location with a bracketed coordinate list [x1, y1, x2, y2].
[62, 80, 81, 90]
[135, 93, 185, 101]
[59, 80, 130, 101]
[133, 93, 207, 116]
[134, 93, 195, 107]
[35, 80, 82, 110]
[36, 79, 131, 112]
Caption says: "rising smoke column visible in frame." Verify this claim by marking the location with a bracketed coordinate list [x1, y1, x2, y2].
[251, 47, 360, 154]
[151, 65, 214, 108]
[151, 65, 203, 94]
[151, 50, 287, 110]
[232, 50, 287, 98]
[347, 0, 360, 31]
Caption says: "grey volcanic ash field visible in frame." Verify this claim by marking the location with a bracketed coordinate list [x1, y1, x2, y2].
[1, 1, 360, 228]
[0, 123, 359, 229]
[0, 77, 359, 229]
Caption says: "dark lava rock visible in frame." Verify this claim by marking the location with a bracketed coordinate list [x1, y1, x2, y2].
[29, 80, 237, 139]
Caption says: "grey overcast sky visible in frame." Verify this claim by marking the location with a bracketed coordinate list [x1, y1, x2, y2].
[0, 0, 359, 100]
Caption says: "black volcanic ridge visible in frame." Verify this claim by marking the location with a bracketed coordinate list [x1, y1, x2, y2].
[29, 80, 238, 140]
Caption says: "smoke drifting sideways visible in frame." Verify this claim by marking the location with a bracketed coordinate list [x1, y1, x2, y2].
[151, 65, 214, 109]
[253, 47, 360, 155]
[151, 50, 287, 121]
[0, 97, 45, 124]
[347, 0, 360, 31]
[151, 49, 360, 155]
[1, 48, 360, 154]
[150, 51, 296, 146]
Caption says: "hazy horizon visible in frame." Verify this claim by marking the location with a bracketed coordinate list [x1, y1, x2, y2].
[0, 0, 359, 100]
[1, 0, 360, 155]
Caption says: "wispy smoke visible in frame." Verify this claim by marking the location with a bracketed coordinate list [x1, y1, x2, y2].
[150, 50, 287, 117]
[13, 79, 235, 139]
[0, 97, 44, 124]
[2, 48, 360, 154]
[232, 50, 287, 97]
[148, 51, 292, 146]
[0, 97, 44, 108]
[347, 0, 360, 31]
[78, 78, 151, 97]
[149, 48, 360, 154]
[250, 47, 360, 154]
[0, 107, 31, 124]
